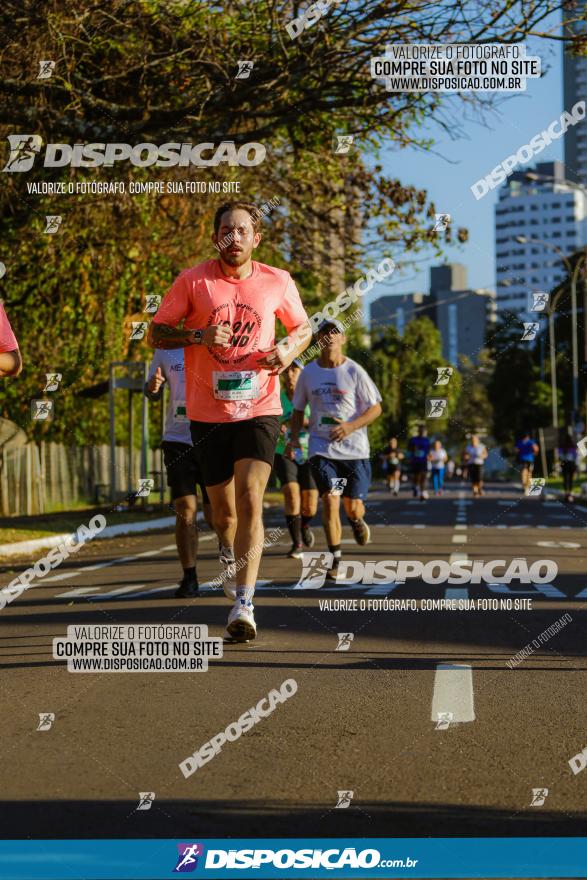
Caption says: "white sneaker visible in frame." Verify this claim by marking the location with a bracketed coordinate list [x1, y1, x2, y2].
[219, 555, 237, 601]
[421, 490, 429, 500]
[225, 602, 256, 642]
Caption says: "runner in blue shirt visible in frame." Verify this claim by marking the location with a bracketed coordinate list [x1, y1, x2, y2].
[515, 431, 539, 495]
[408, 425, 431, 500]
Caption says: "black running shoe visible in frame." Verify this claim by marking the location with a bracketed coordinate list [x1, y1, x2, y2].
[175, 576, 199, 599]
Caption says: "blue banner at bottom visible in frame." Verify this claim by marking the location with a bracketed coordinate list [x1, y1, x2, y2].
[0, 838, 585, 879]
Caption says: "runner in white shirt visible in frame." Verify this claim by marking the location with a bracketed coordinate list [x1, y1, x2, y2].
[463, 434, 488, 497]
[288, 319, 382, 581]
[145, 349, 222, 597]
[428, 440, 448, 496]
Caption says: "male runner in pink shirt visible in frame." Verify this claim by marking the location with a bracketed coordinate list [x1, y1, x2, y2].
[0, 303, 21, 377]
[148, 202, 310, 641]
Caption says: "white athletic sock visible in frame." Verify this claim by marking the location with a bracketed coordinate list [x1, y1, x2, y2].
[236, 586, 255, 607]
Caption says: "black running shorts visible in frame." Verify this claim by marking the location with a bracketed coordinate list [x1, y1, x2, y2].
[190, 416, 281, 486]
[162, 441, 209, 503]
[273, 453, 318, 491]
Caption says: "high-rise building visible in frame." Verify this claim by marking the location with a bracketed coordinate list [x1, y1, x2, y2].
[369, 264, 495, 364]
[369, 292, 431, 334]
[563, 1, 587, 185]
[495, 161, 587, 318]
[430, 265, 496, 365]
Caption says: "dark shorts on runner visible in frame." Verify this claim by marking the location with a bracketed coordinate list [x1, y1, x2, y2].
[190, 416, 280, 486]
[274, 453, 318, 491]
[469, 463, 484, 483]
[518, 460, 534, 473]
[162, 441, 209, 503]
[410, 459, 428, 474]
[309, 455, 371, 500]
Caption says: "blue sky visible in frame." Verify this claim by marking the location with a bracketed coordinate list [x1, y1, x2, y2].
[366, 20, 564, 313]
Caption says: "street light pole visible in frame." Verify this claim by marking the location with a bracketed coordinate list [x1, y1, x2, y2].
[515, 235, 571, 432]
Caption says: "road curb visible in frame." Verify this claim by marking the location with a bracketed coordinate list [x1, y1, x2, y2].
[0, 515, 178, 558]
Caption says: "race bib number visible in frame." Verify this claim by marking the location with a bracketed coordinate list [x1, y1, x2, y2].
[213, 371, 260, 401]
[173, 400, 188, 422]
[317, 414, 338, 437]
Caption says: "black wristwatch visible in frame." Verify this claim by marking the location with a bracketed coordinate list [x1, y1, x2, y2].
[190, 329, 204, 345]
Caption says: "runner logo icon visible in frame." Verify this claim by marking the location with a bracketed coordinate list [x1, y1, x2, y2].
[137, 792, 155, 811]
[174, 843, 204, 872]
[296, 552, 334, 589]
[36, 712, 55, 731]
[44, 373, 62, 392]
[330, 477, 347, 495]
[530, 787, 548, 806]
[435, 711, 454, 730]
[336, 632, 354, 651]
[335, 790, 354, 808]
[426, 398, 447, 418]
[38, 60, 56, 79]
[521, 322, 539, 341]
[2, 135, 42, 172]
[434, 367, 453, 385]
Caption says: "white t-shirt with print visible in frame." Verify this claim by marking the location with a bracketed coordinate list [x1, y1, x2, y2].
[292, 357, 382, 461]
[147, 349, 191, 445]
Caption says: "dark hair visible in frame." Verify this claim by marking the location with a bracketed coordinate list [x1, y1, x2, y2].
[214, 202, 263, 234]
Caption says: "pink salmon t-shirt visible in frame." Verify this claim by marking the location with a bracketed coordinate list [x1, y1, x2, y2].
[0, 304, 18, 353]
[152, 259, 308, 423]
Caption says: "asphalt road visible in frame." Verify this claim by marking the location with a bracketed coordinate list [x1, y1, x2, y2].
[1, 480, 586, 842]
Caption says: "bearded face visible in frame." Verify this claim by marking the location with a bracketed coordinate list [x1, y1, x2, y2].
[213, 209, 260, 266]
